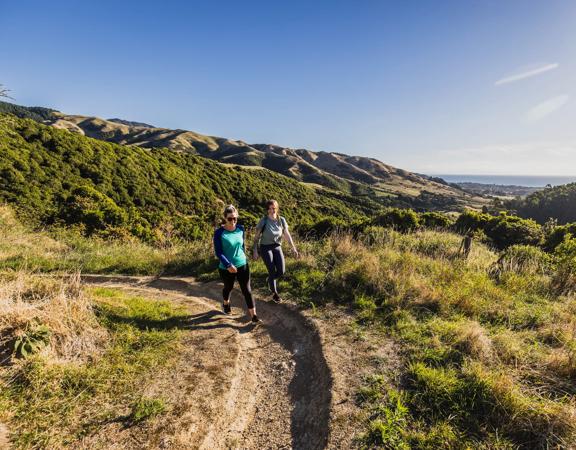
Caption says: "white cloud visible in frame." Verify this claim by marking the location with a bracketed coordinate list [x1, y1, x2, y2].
[526, 95, 569, 121]
[495, 63, 559, 86]
[416, 140, 576, 175]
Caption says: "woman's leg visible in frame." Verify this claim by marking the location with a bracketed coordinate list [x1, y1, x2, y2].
[260, 245, 278, 295]
[268, 245, 286, 299]
[219, 268, 235, 302]
[236, 265, 255, 316]
[271, 245, 285, 282]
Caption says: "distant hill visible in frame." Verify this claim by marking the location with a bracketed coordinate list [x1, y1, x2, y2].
[0, 100, 488, 212]
[108, 118, 156, 128]
[451, 182, 541, 198]
[48, 113, 486, 210]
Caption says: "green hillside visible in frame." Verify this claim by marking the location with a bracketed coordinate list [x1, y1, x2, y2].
[507, 183, 576, 225]
[0, 114, 378, 240]
[0, 100, 56, 122]
[0, 100, 488, 212]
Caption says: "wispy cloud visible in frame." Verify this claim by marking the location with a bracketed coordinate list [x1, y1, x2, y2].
[526, 95, 569, 121]
[495, 63, 559, 86]
[416, 140, 576, 175]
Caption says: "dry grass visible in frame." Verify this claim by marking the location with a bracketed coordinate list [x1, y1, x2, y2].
[453, 321, 493, 362]
[0, 272, 107, 364]
[0, 206, 66, 265]
[0, 287, 187, 448]
[278, 229, 576, 447]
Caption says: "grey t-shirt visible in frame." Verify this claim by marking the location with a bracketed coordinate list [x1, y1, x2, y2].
[257, 216, 288, 245]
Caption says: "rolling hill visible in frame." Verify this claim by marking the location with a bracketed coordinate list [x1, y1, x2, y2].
[0, 113, 379, 239]
[0, 101, 488, 212]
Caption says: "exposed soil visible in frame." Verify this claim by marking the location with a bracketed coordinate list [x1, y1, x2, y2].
[0, 423, 10, 449]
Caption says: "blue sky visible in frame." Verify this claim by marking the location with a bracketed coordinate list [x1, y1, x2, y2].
[1, 0, 575, 175]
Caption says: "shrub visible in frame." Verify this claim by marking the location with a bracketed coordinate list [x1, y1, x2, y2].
[420, 211, 454, 229]
[0, 115, 374, 241]
[454, 210, 493, 234]
[295, 217, 348, 237]
[59, 185, 128, 233]
[372, 208, 420, 232]
[544, 222, 576, 252]
[486, 213, 543, 250]
[454, 210, 543, 250]
[552, 236, 576, 295]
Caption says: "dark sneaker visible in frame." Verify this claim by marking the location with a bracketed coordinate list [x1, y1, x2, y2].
[272, 293, 282, 304]
[251, 315, 262, 324]
[223, 302, 231, 314]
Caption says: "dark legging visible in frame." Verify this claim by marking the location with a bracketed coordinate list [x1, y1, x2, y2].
[218, 264, 254, 309]
[260, 244, 285, 295]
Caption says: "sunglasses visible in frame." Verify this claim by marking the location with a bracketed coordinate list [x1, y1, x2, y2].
[226, 216, 238, 222]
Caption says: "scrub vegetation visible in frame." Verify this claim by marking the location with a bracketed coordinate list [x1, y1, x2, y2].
[3, 205, 576, 448]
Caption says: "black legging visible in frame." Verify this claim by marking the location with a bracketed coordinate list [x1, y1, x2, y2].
[260, 244, 285, 295]
[218, 264, 254, 309]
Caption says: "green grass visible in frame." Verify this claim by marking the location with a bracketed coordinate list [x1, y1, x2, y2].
[269, 230, 576, 449]
[129, 397, 166, 424]
[3, 207, 576, 448]
[0, 288, 187, 448]
[0, 206, 216, 276]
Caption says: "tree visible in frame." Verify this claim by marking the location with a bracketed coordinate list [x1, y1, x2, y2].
[0, 84, 13, 100]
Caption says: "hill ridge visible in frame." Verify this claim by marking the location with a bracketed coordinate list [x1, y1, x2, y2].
[0, 100, 487, 212]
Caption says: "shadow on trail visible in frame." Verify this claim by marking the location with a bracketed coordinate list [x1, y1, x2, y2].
[82, 274, 332, 450]
[264, 307, 332, 450]
[147, 278, 333, 450]
[99, 307, 256, 334]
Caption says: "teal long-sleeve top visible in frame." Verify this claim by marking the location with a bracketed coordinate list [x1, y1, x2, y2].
[213, 225, 247, 270]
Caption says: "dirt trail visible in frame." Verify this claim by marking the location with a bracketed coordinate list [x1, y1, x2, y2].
[81, 275, 334, 450]
[0, 423, 10, 449]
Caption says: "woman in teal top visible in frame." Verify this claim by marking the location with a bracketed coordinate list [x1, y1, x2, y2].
[213, 204, 260, 323]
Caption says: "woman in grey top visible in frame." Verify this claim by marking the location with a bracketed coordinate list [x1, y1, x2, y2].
[252, 199, 298, 303]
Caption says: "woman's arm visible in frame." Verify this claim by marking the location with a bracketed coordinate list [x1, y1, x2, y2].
[252, 228, 262, 259]
[283, 228, 299, 257]
[213, 228, 233, 268]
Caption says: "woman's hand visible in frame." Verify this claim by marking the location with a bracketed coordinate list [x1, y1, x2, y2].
[252, 249, 259, 260]
[227, 265, 238, 273]
[291, 247, 299, 259]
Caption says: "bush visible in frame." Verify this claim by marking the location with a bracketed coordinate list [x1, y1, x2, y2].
[486, 213, 543, 250]
[372, 208, 420, 232]
[420, 211, 454, 229]
[508, 182, 576, 225]
[295, 217, 348, 237]
[0, 115, 374, 241]
[552, 236, 576, 295]
[543, 222, 576, 252]
[59, 185, 129, 233]
[454, 210, 493, 234]
[454, 210, 543, 250]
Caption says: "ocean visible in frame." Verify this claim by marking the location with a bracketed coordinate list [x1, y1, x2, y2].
[433, 175, 576, 188]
